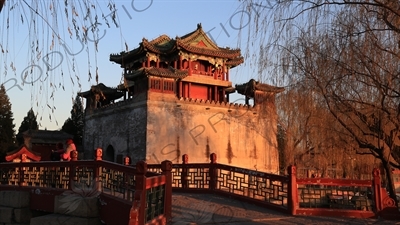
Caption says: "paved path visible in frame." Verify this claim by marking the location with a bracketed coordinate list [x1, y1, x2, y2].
[171, 193, 400, 225]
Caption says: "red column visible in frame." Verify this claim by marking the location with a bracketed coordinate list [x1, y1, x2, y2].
[214, 86, 217, 101]
[209, 153, 217, 191]
[188, 59, 192, 76]
[161, 160, 172, 222]
[188, 83, 191, 98]
[288, 165, 298, 215]
[222, 62, 226, 81]
[179, 81, 183, 98]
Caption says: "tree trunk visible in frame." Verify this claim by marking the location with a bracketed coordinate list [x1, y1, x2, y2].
[381, 156, 399, 206]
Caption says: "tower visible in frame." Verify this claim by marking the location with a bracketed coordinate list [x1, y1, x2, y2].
[79, 24, 283, 173]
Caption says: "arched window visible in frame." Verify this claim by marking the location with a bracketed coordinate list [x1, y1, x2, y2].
[105, 145, 115, 162]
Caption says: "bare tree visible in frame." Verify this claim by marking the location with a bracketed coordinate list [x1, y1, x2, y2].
[242, 0, 400, 202]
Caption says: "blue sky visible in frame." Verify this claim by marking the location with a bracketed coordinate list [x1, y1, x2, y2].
[0, 0, 262, 131]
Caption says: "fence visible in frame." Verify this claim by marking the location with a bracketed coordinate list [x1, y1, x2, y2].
[144, 153, 399, 220]
[0, 149, 172, 225]
[1, 150, 399, 223]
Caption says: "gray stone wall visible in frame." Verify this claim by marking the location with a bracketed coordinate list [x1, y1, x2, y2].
[83, 95, 148, 162]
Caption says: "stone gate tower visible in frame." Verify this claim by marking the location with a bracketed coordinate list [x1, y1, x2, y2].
[79, 24, 284, 173]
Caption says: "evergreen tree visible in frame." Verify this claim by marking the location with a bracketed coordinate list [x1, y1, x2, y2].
[0, 85, 16, 161]
[16, 108, 39, 145]
[18, 108, 38, 133]
[61, 95, 84, 146]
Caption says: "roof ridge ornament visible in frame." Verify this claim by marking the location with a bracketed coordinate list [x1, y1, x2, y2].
[197, 23, 202, 29]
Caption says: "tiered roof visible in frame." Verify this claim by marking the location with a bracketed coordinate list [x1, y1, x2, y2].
[236, 79, 285, 97]
[78, 83, 124, 101]
[5, 145, 41, 162]
[110, 23, 243, 68]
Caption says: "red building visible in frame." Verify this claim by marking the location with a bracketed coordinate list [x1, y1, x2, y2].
[109, 23, 243, 104]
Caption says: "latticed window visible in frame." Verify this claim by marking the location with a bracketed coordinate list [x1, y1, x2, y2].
[150, 78, 161, 90]
[163, 80, 174, 93]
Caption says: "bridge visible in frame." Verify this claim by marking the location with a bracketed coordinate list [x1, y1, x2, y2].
[0, 149, 399, 224]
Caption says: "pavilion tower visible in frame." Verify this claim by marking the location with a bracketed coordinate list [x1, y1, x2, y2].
[79, 24, 283, 174]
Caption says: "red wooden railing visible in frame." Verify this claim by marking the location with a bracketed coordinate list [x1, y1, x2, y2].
[145, 153, 399, 220]
[0, 149, 172, 225]
[1, 150, 399, 223]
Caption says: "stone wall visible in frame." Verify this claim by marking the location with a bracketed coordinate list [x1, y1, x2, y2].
[83, 92, 280, 174]
[0, 191, 31, 225]
[146, 92, 279, 173]
[83, 94, 148, 162]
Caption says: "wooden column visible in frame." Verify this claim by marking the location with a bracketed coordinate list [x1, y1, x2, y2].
[222, 61, 226, 81]
[179, 81, 183, 98]
[188, 59, 192, 76]
[214, 86, 218, 101]
[188, 83, 191, 98]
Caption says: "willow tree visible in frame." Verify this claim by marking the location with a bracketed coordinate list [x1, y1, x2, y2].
[241, 1, 400, 202]
[0, 0, 119, 126]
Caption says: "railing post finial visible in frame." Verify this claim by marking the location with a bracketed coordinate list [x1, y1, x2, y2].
[95, 148, 102, 161]
[210, 153, 217, 164]
[71, 150, 78, 161]
[182, 154, 188, 164]
[124, 156, 131, 165]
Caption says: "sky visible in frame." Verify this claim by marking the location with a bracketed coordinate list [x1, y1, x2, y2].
[0, 0, 264, 131]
